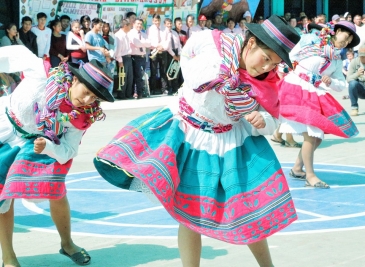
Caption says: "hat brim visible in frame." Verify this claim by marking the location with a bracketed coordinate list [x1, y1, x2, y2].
[307, 23, 324, 32]
[68, 62, 115, 103]
[245, 23, 293, 69]
[334, 24, 360, 48]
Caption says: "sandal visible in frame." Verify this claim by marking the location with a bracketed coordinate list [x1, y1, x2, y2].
[284, 141, 302, 148]
[59, 247, 91, 266]
[305, 179, 330, 189]
[270, 136, 285, 146]
[289, 169, 306, 180]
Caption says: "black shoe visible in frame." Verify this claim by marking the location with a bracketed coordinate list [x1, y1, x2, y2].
[137, 95, 143, 99]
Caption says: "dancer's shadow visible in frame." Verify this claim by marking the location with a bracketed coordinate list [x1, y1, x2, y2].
[320, 137, 365, 148]
[18, 243, 228, 267]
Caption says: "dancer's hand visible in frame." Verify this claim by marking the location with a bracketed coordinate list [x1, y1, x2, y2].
[245, 111, 266, 129]
[321, 75, 332, 86]
[34, 137, 46, 154]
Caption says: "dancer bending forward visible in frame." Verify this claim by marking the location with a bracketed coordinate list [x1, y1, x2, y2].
[94, 16, 300, 267]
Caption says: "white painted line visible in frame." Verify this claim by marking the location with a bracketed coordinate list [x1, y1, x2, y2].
[293, 198, 365, 207]
[277, 225, 365, 235]
[290, 184, 365, 190]
[295, 211, 365, 223]
[65, 176, 101, 184]
[100, 206, 164, 220]
[67, 189, 131, 192]
[295, 209, 331, 219]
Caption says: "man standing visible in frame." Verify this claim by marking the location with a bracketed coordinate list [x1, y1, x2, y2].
[163, 18, 181, 95]
[114, 19, 133, 99]
[19, 16, 38, 56]
[173, 17, 187, 47]
[191, 15, 208, 32]
[346, 44, 365, 116]
[126, 12, 137, 26]
[182, 15, 194, 40]
[60, 15, 71, 34]
[148, 14, 168, 95]
[353, 15, 365, 56]
[31, 12, 51, 60]
[173, 17, 186, 88]
[84, 18, 110, 66]
[211, 12, 225, 30]
[129, 18, 151, 99]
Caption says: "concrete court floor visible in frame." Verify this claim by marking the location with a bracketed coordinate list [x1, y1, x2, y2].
[1, 90, 365, 267]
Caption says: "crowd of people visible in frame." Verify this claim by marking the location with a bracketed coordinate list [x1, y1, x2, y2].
[0, 7, 364, 267]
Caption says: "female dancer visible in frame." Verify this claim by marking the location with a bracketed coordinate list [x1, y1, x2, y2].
[0, 45, 114, 267]
[94, 15, 300, 267]
[278, 22, 359, 188]
[67, 19, 88, 63]
[49, 19, 68, 67]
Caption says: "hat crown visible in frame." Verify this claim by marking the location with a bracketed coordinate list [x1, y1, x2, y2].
[261, 15, 301, 53]
[336, 21, 356, 32]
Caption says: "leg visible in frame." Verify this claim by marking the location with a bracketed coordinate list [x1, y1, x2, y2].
[247, 239, 274, 267]
[294, 133, 327, 187]
[159, 53, 169, 92]
[178, 224, 201, 267]
[150, 55, 159, 94]
[284, 133, 301, 148]
[0, 200, 20, 267]
[125, 57, 134, 98]
[49, 195, 90, 264]
[348, 80, 365, 112]
[271, 126, 284, 144]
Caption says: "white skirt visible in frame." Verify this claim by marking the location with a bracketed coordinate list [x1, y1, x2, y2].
[279, 116, 324, 139]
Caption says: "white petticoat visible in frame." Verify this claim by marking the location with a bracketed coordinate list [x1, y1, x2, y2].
[279, 115, 324, 139]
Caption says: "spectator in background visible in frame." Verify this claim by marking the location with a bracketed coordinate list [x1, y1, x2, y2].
[242, 10, 252, 23]
[330, 14, 340, 27]
[1, 23, 24, 47]
[182, 15, 194, 39]
[49, 19, 68, 67]
[66, 19, 88, 63]
[191, 14, 208, 32]
[211, 12, 225, 30]
[237, 17, 247, 35]
[344, 12, 352, 22]
[31, 12, 52, 60]
[362, 14, 365, 25]
[353, 15, 363, 27]
[19, 16, 38, 55]
[298, 15, 308, 31]
[60, 14, 71, 34]
[126, 12, 137, 26]
[346, 44, 365, 116]
[206, 17, 213, 30]
[85, 18, 110, 66]
[343, 49, 354, 77]
[102, 20, 115, 51]
[289, 17, 302, 35]
[317, 13, 326, 24]
[80, 15, 91, 34]
[352, 15, 365, 56]
[223, 18, 236, 33]
[284, 12, 291, 22]
[256, 16, 264, 24]
[173, 17, 187, 47]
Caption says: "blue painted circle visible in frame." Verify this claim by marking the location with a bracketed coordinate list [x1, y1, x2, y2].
[15, 163, 365, 237]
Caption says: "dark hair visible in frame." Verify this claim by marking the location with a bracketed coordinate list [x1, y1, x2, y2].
[5, 23, 17, 40]
[164, 18, 172, 24]
[37, 12, 47, 20]
[227, 18, 235, 24]
[186, 14, 194, 22]
[135, 18, 143, 24]
[300, 15, 307, 21]
[80, 15, 91, 24]
[21, 16, 32, 24]
[126, 12, 137, 18]
[91, 18, 103, 28]
[289, 17, 297, 22]
[243, 30, 270, 50]
[60, 15, 71, 21]
[346, 50, 354, 55]
[240, 18, 247, 22]
[152, 14, 161, 20]
[50, 19, 61, 32]
[121, 19, 130, 28]
[174, 17, 182, 24]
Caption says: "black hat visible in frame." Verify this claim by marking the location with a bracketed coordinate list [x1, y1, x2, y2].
[334, 21, 360, 48]
[245, 15, 301, 69]
[307, 23, 324, 32]
[68, 60, 114, 102]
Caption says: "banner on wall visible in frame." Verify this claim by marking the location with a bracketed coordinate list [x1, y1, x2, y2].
[199, 0, 260, 22]
[19, 0, 199, 29]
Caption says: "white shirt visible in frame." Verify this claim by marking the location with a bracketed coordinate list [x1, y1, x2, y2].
[114, 30, 132, 62]
[31, 26, 52, 57]
[354, 25, 365, 51]
[128, 28, 151, 55]
[147, 24, 162, 49]
[191, 25, 208, 33]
